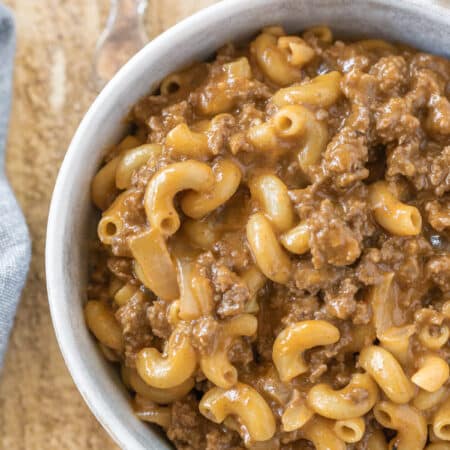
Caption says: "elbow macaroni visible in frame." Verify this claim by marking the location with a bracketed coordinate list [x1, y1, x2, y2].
[247, 120, 280, 153]
[366, 429, 388, 450]
[181, 217, 220, 249]
[273, 320, 340, 382]
[307, 373, 378, 420]
[251, 30, 304, 86]
[144, 160, 215, 236]
[369, 181, 422, 236]
[113, 282, 138, 307]
[433, 399, 450, 440]
[159, 63, 207, 96]
[136, 329, 197, 389]
[418, 323, 450, 350]
[333, 417, 365, 443]
[181, 159, 242, 219]
[91, 135, 143, 209]
[247, 104, 328, 172]
[359, 345, 416, 404]
[241, 266, 266, 313]
[246, 212, 292, 284]
[280, 221, 310, 254]
[122, 366, 194, 404]
[272, 71, 343, 107]
[199, 382, 276, 444]
[413, 386, 449, 411]
[200, 314, 257, 388]
[303, 25, 333, 44]
[281, 391, 314, 432]
[301, 416, 346, 450]
[278, 35, 315, 67]
[97, 189, 134, 245]
[165, 123, 211, 160]
[379, 324, 415, 365]
[196, 57, 252, 116]
[284, 104, 328, 171]
[411, 356, 449, 393]
[115, 144, 162, 189]
[91, 156, 120, 210]
[374, 401, 427, 450]
[133, 396, 172, 429]
[85, 300, 123, 352]
[249, 173, 295, 232]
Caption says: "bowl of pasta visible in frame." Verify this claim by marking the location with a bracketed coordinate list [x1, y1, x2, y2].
[46, 0, 450, 449]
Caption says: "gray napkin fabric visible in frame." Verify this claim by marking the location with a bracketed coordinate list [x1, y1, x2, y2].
[0, 4, 31, 370]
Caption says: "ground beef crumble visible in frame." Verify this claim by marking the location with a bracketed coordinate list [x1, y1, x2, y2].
[308, 199, 362, 268]
[115, 293, 153, 366]
[147, 298, 172, 340]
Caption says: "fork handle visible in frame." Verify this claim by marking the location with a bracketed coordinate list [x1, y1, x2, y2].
[93, 0, 149, 89]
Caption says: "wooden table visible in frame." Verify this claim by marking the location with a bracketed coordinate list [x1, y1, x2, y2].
[0, 1, 218, 448]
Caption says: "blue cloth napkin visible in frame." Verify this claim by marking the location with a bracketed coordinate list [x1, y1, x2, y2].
[0, 4, 31, 370]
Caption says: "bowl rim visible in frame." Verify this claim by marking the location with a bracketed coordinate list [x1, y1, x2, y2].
[45, 0, 450, 448]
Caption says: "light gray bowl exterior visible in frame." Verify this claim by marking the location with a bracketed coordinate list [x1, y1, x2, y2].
[46, 0, 450, 449]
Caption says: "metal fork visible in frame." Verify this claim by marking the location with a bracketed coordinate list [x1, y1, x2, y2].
[93, 0, 149, 90]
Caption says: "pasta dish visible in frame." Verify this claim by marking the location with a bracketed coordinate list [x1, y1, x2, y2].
[85, 25, 450, 449]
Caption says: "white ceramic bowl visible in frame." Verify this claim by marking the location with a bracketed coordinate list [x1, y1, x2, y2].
[46, 0, 450, 448]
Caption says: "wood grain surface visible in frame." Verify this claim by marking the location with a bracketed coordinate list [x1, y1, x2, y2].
[0, 1, 217, 448]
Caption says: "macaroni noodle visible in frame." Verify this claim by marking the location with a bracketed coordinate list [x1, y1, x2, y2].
[133, 396, 172, 429]
[251, 30, 302, 86]
[307, 373, 378, 419]
[369, 180, 422, 236]
[249, 173, 295, 232]
[85, 300, 123, 352]
[359, 345, 416, 404]
[301, 416, 346, 450]
[115, 144, 162, 189]
[333, 417, 365, 443]
[273, 320, 340, 382]
[280, 221, 310, 254]
[144, 160, 215, 236]
[122, 366, 194, 404]
[411, 355, 449, 393]
[200, 314, 257, 388]
[181, 159, 242, 219]
[433, 399, 450, 440]
[272, 71, 343, 107]
[281, 391, 314, 432]
[199, 382, 276, 444]
[374, 401, 427, 450]
[165, 123, 211, 159]
[136, 329, 197, 389]
[246, 212, 292, 284]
